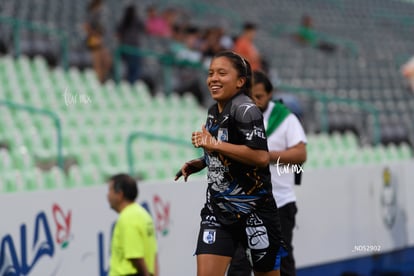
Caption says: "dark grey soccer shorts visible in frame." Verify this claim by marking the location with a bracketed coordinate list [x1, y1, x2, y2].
[195, 201, 286, 272]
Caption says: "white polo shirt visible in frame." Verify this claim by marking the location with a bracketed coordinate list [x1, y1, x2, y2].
[263, 101, 307, 208]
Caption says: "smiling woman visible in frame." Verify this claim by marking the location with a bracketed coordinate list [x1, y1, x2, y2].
[175, 51, 286, 276]
[206, 52, 251, 111]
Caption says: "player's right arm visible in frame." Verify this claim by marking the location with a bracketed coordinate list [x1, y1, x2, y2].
[174, 157, 206, 182]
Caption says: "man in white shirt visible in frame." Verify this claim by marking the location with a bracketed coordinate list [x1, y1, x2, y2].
[251, 70, 307, 276]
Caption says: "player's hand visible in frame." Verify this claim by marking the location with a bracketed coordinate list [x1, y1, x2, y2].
[192, 125, 217, 152]
[174, 159, 205, 182]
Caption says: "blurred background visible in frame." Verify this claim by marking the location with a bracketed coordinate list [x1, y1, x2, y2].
[0, 0, 413, 275]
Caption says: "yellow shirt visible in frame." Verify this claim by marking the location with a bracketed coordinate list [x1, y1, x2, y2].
[109, 203, 157, 276]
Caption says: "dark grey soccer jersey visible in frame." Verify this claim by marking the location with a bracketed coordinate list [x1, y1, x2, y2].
[202, 92, 274, 225]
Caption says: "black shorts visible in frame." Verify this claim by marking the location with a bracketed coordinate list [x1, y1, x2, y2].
[195, 199, 286, 272]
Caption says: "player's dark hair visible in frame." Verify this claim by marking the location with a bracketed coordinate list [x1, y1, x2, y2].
[213, 51, 253, 97]
[253, 70, 273, 94]
[108, 173, 138, 201]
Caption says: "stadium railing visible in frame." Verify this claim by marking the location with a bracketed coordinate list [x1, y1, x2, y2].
[271, 24, 359, 57]
[0, 100, 64, 169]
[372, 11, 414, 30]
[158, 0, 242, 30]
[113, 44, 206, 95]
[126, 130, 202, 178]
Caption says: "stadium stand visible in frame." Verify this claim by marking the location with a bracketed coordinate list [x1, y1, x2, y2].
[0, 0, 413, 194]
[0, 54, 206, 192]
[210, 0, 414, 146]
[0, 53, 411, 193]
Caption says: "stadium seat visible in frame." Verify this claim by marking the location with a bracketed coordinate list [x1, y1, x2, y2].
[0, 149, 12, 170]
[2, 170, 19, 193]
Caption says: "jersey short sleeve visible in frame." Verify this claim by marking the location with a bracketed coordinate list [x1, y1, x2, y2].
[233, 102, 268, 151]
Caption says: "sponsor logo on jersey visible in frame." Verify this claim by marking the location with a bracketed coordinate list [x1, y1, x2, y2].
[221, 114, 229, 124]
[253, 251, 267, 263]
[239, 103, 255, 118]
[246, 126, 266, 141]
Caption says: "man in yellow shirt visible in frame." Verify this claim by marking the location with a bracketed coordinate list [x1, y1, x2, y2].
[107, 173, 158, 276]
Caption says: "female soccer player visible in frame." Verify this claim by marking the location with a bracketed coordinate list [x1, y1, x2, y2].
[175, 51, 285, 276]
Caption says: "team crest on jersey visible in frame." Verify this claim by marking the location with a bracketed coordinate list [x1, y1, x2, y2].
[218, 128, 228, 142]
[203, 229, 216, 244]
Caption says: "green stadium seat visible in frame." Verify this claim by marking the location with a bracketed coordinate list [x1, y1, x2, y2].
[11, 149, 33, 170]
[334, 150, 348, 167]
[0, 149, 13, 170]
[12, 169, 33, 192]
[305, 152, 319, 169]
[67, 165, 82, 188]
[329, 132, 344, 149]
[33, 56, 49, 73]
[23, 168, 42, 192]
[385, 144, 400, 162]
[2, 170, 18, 193]
[372, 146, 387, 164]
[75, 145, 101, 168]
[79, 165, 102, 187]
[181, 93, 199, 108]
[360, 147, 377, 165]
[40, 169, 58, 190]
[7, 134, 25, 157]
[133, 80, 152, 100]
[397, 143, 413, 160]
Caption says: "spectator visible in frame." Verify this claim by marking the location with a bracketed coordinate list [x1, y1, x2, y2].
[219, 27, 234, 51]
[200, 26, 231, 69]
[162, 7, 179, 35]
[84, 0, 112, 83]
[170, 25, 206, 106]
[117, 4, 145, 84]
[145, 5, 171, 38]
[294, 14, 336, 54]
[401, 56, 414, 94]
[295, 14, 317, 46]
[233, 22, 262, 71]
[201, 27, 226, 58]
